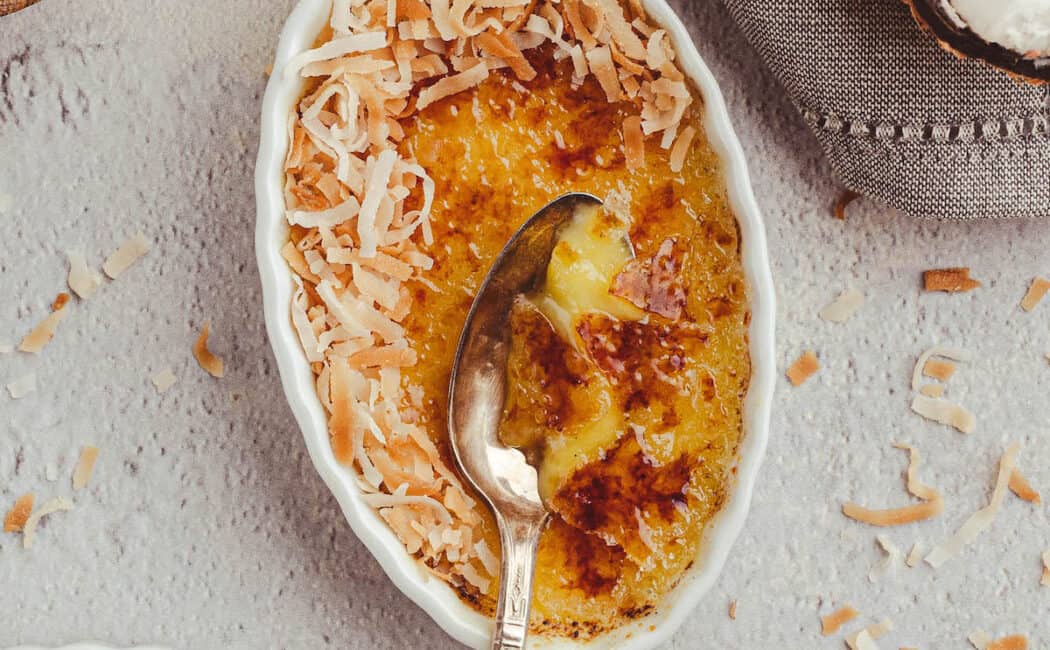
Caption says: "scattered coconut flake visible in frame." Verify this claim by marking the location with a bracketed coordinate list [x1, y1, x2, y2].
[1009, 468, 1040, 504]
[44, 463, 58, 482]
[1041, 549, 1050, 587]
[925, 443, 1019, 568]
[0, 341, 11, 354]
[102, 233, 151, 279]
[987, 635, 1029, 650]
[821, 605, 859, 636]
[72, 445, 99, 490]
[786, 350, 819, 386]
[1020, 277, 1050, 312]
[622, 115, 644, 171]
[843, 444, 944, 526]
[3, 493, 34, 532]
[869, 534, 902, 582]
[924, 267, 981, 293]
[66, 251, 102, 299]
[911, 346, 971, 392]
[846, 619, 893, 650]
[22, 496, 74, 549]
[920, 383, 945, 398]
[923, 358, 957, 382]
[728, 599, 737, 620]
[970, 630, 993, 649]
[151, 368, 178, 393]
[415, 61, 489, 110]
[668, 125, 696, 173]
[907, 541, 925, 567]
[193, 323, 225, 378]
[911, 394, 976, 434]
[834, 189, 860, 220]
[819, 288, 864, 323]
[18, 303, 69, 353]
[7, 373, 37, 399]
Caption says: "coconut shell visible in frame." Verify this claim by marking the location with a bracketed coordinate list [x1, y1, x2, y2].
[904, 0, 1050, 85]
[0, 0, 41, 16]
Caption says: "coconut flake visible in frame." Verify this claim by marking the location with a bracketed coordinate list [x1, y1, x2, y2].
[66, 251, 102, 299]
[102, 233, 151, 279]
[819, 288, 864, 323]
[821, 605, 859, 636]
[7, 373, 37, 399]
[869, 534, 902, 582]
[193, 322, 225, 378]
[22, 496, 74, 549]
[911, 346, 970, 392]
[786, 350, 819, 386]
[1042, 549, 1050, 586]
[925, 443, 1019, 568]
[19, 304, 69, 353]
[284, 32, 389, 79]
[1020, 276, 1050, 311]
[843, 444, 944, 526]
[416, 61, 489, 111]
[668, 125, 695, 173]
[906, 540, 924, 567]
[72, 446, 99, 490]
[911, 394, 976, 434]
[1009, 468, 1041, 503]
[970, 630, 993, 649]
[846, 619, 893, 650]
[151, 368, 178, 393]
[0, 341, 11, 354]
[3, 493, 34, 532]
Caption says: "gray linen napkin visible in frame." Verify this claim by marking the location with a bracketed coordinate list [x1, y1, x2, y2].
[724, 0, 1050, 219]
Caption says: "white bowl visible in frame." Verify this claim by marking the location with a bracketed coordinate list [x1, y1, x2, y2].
[255, 2, 776, 647]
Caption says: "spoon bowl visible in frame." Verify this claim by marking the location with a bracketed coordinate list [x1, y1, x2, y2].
[448, 192, 602, 649]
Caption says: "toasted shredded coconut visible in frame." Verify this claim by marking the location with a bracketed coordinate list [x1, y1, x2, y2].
[193, 323, 225, 378]
[622, 115, 644, 171]
[920, 383, 945, 398]
[1020, 277, 1050, 311]
[987, 635, 1029, 650]
[906, 540, 924, 567]
[970, 630, 993, 649]
[846, 619, 893, 650]
[923, 358, 956, 382]
[22, 496, 74, 548]
[668, 125, 695, 173]
[7, 373, 37, 399]
[1041, 549, 1050, 586]
[843, 444, 944, 527]
[102, 233, 151, 279]
[728, 599, 737, 620]
[19, 303, 69, 353]
[926, 443, 1019, 568]
[786, 350, 819, 386]
[911, 346, 970, 392]
[924, 267, 981, 293]
[1009, 468, 1040, 504]
[72, 446, 99, 490]
[151, 368, 178, 393]
[819, 288, 864, 323]
[869, 534, 902, 582]
[44, 463, 58, 482]
[821, 605, 859, 636]
[67, 251, 102, 299]
[3, 493, 34, 532]
[911, 394, 976, 434]
[0, 341, 11, 354]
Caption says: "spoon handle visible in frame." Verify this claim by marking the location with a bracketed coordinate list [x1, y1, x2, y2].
[491, 512, 546, 650]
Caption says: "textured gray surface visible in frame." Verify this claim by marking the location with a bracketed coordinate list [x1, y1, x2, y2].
[1, 1, 1048, 649]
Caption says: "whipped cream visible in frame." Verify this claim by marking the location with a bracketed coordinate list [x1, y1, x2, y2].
[951, 0, 1050, 55]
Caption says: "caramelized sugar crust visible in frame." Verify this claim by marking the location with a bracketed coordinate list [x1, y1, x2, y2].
[398, 49, 750, 636]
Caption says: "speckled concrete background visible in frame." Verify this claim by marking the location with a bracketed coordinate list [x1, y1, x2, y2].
[1, 1, 1048, 649]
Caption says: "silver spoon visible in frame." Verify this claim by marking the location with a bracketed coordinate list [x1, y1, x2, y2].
[448, 192, 602, 650]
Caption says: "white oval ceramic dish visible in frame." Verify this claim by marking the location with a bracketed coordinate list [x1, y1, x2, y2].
[255, 2, 776, 647]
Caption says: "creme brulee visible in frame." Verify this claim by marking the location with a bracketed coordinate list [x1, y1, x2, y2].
[282, 0, 750, 639]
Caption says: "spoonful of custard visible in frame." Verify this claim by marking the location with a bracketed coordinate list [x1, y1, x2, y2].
[447, 192, 640, 649]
